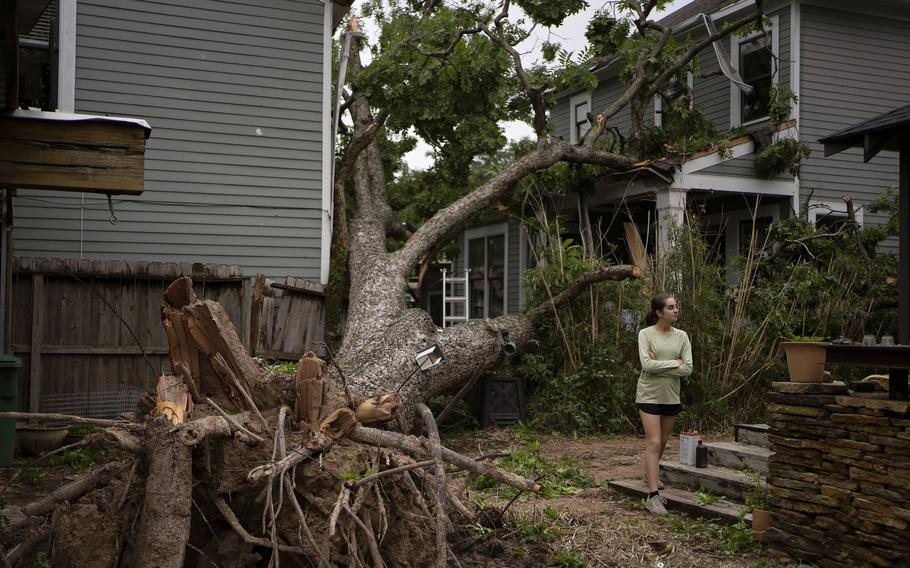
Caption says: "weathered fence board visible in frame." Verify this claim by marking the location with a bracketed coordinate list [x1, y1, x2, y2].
[10, 258, 325, 416]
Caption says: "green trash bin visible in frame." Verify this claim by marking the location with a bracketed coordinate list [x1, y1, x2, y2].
[0, 354, 22, 466]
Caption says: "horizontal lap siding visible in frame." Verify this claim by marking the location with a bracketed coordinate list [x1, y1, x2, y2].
[13, 0, 326, 280]
[799, 5, 910, 252]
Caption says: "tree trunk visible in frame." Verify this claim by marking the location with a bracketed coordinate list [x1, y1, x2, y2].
[129, 417, 193, 568]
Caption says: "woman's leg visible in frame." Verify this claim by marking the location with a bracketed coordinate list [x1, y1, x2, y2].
[658, 414, 677, 462]
[640, 410, 663, 492]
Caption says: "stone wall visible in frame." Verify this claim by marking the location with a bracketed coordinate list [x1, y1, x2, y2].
[767, 382, 910, 567]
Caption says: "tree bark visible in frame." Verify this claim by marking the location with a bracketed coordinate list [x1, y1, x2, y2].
[130, 417, 193, 568]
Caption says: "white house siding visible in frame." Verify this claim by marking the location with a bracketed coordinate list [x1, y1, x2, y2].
[798, 3, 910, 251]
[12, 0, 327, 280]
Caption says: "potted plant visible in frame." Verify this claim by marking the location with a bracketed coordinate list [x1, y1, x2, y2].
[780, 335, 827, 383]
[17, 423, 69, 457]
[746, 471, 770, 542]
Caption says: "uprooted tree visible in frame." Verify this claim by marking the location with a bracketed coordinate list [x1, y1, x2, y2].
[2, 1, 767, 566]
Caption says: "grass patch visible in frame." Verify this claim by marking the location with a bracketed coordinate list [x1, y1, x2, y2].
[548, 549, 588, 567]
[47, 447, 104, 472]
[663, 513, 755, 555]
[468, 428, 595, 499]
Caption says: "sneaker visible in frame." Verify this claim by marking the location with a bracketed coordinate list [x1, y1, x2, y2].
[646, 494, 669, 515]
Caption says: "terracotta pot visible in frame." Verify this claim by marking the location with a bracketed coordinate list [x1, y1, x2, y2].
[17, 426, 68, 457]
[752, 508, 771, 542]
[780, 342, 827, 383]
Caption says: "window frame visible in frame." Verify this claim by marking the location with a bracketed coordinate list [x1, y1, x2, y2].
[807, 200, 864, 228]
[569, 92, 591, 144]
[463, 223, 509, 319]
[654, 72, 694, 127]
[729, 14, 780, 127]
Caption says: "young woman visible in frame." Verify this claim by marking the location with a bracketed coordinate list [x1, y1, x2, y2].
[637, 293, 692, 515]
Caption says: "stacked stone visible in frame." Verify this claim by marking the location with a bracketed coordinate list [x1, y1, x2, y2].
[766, 381, 910, 568]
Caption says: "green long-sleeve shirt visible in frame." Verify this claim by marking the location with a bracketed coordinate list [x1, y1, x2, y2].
[635, 325, 693, 405]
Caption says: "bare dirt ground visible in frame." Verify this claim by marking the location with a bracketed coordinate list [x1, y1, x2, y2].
[444, 427, 779, 568]
[1, 430, 786, 567]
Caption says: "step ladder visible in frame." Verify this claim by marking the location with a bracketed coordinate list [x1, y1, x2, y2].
[441, 268, 470, 327]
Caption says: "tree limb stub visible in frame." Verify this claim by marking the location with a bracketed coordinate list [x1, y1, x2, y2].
[173, 414, 261, 447]
[349, 426, 540, 493]
[0, 412, 142, 430]
[21, 461, 131, 518]
[527, 264, 642, 320]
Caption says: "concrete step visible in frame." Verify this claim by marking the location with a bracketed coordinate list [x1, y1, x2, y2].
[659, 462, 759, 502]
[734, 423, 770, 448]
[609, 479, 752, 526]
[705, 441, 772, 474]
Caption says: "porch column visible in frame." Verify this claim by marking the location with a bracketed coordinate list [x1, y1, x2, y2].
[655, 187, 687, 257]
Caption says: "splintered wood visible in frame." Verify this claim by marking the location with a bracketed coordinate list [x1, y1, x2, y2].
[295, 351, 327, 432]
[154, 375, 192, 425]
[160, 276, 261, 414]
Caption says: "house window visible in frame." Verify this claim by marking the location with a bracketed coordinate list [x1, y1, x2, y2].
[808, 201, 863, 230]
[730, 15, 779, 126]
[466, 227, 507, 319]
[569, 92, 591, 144]
[738, 216, 773, 255]
[18, 1, 58, 111]
[739, 33, 773, 123]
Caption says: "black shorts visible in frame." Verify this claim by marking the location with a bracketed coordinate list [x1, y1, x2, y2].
[638, 403, 683, 416]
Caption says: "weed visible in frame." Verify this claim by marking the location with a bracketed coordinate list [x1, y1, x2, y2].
[513, 516, 559, 544]
[32, 552, 53, 567]
[622, 497, 647, 511]
[471, 522, 493, 537]
[339, 467, 376, 481]
[548, 549, 588, 567]
[513, 546, 528, 558]
[255, 357, 299, 374]
[665, 513, 755, 555]
[18, 468, 47, 487]
[65, 425, 96, 437]
[48, 448, 103, 472]
[695, 488, 721, 507]
[470, 431, 594, 499]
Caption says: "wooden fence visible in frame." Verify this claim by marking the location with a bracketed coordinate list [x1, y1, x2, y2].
[10, 257, 324, 415]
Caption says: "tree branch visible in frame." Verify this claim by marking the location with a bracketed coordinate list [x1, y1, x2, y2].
[393, 143, 637, 274]
[484, 1, 547, 145]
[527, 264, 642, 320]
[415, 26, 483, 58]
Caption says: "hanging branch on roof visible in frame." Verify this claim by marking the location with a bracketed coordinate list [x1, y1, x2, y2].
[647, 2, 766, 98]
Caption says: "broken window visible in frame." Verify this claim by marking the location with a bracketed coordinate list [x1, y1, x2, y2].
[739, 32, 773, 123]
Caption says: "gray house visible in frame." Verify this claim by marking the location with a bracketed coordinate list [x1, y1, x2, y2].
[14, 0, 350, 282]
[437, 0, 910, 325]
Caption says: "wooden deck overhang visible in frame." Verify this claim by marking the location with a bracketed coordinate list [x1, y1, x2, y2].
[0, 110, 151, 195]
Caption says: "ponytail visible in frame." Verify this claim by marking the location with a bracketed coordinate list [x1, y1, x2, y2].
[645, 293, 672, 326]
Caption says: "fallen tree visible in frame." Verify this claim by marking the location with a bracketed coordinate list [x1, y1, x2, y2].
[0, 1, 769, 565]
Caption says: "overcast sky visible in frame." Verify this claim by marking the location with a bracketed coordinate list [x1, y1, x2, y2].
[358, 1, 695, 170]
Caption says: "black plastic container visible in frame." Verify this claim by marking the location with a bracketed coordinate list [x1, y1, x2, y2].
[695, 439, 708, 468]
